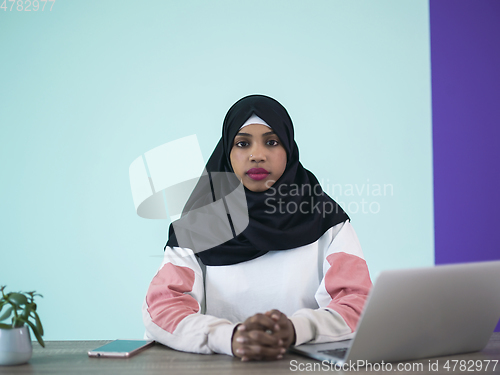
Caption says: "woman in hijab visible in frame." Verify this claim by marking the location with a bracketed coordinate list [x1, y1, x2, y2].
[143, 95, 372, 361]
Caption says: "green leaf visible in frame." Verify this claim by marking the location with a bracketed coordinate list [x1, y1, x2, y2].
[26, 320, 45, 348]
[33, 311, 44, 336]
[21, 306, 31, 321]
[0, 302, 8, 316]
[0, 306, 13, 322]
[8, 293, 28, 306]
[0, 323, 12, 329]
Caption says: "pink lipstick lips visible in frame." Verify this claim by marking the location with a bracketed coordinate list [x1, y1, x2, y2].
[247, 168, 270, 181]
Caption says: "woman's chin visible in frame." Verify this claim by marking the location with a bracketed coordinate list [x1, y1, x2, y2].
[243, 177, 276, 192]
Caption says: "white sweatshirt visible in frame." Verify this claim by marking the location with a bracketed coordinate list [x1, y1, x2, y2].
[143, 220, 372, 356]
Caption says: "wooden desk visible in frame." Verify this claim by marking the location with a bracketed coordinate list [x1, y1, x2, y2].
[1, 333, 499, 374]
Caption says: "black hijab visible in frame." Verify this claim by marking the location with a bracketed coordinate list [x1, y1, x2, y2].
[166, 95, 349, 266]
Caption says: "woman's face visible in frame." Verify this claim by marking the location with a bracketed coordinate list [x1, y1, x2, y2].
[230, 124, 287, 192]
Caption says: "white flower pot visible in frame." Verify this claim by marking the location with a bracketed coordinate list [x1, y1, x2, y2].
[0, 326, 33, 366]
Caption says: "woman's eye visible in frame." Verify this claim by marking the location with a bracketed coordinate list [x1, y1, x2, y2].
[235, 141, 249, 148]
[267, 139, 279, 146]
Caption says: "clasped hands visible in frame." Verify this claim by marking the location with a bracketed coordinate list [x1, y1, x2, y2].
[231, 309, 296, 361]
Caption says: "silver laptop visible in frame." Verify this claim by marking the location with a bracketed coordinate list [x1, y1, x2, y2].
[291, 260, 500, 364]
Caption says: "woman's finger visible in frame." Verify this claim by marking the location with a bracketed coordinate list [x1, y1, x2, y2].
[263, 310, 296, 347]
[247, 329, 283, 347]
[236, 328, 282, 347]
[236, 344, 286, 361]
[243, 313, 279, 332]
[266, 309, 285, 321]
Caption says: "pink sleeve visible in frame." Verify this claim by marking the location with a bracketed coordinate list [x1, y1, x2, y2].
[142, 247, 236, 355]
[324, 251, 372, 331]
[146, 262, 200, 334]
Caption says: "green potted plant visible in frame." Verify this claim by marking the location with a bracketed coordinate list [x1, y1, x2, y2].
[0, 286, 44, 366]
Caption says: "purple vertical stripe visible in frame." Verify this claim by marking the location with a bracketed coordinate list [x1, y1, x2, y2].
[430, 0, 500, 331]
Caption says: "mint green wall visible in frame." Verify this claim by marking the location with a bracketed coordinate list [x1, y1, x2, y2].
[0, 1, 432, 340]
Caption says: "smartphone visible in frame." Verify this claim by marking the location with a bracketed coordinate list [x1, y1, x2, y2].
[88, 339, 154, 358]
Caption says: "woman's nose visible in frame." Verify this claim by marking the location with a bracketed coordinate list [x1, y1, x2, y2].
[249, 145, 266, 162]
